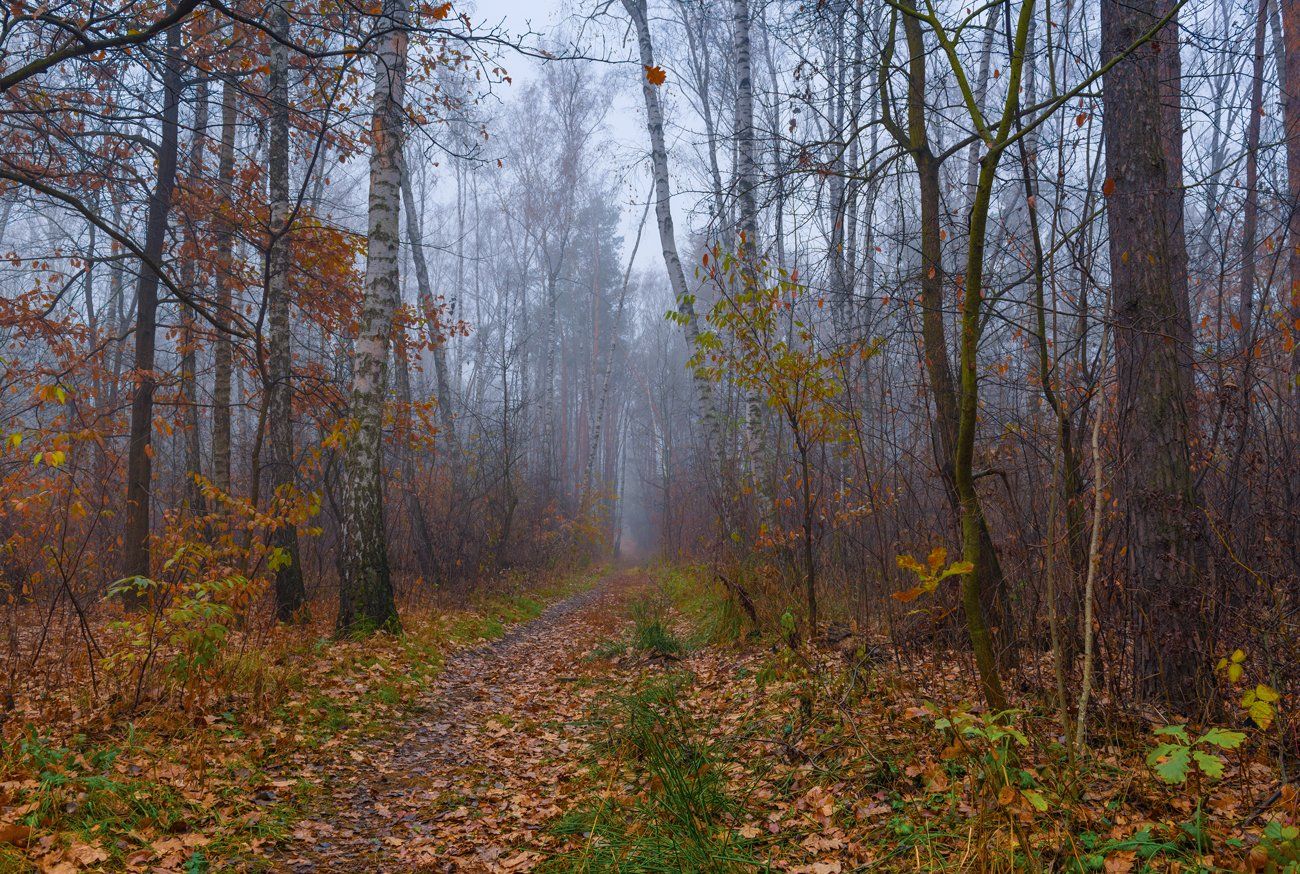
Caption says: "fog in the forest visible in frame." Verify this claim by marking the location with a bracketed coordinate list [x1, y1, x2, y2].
[0, 1, 1297, 861]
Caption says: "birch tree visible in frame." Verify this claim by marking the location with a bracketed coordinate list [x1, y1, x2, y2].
[337, 0, 409, 633]
[620, 0, 724, 471]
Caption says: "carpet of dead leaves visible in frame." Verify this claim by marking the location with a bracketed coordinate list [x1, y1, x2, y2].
[6, 564, 1294, 872]
[267, 565, 1297, 872]
[268, 570, 648, 872]
[0, 567, 608, 873]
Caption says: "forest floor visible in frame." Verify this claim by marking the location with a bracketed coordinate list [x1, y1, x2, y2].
[5, 565, 1295, 872]
[266, 564, 1298, 873]
[268, 568, 644, 872]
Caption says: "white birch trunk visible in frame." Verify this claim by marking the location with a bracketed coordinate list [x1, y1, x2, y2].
[337, 0, 408, 633]
[620, 0, 723, 467]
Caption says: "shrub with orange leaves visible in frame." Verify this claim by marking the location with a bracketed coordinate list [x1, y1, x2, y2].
[103, 476, 320, 712]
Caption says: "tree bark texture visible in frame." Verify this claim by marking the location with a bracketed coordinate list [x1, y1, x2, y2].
[1101, 0, 1206, 708]
[267, 0, 307, 621]
[122, 19, 183, 590]
[336, 0, 408, 634]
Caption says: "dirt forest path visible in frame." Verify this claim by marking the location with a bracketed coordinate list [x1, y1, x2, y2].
[272, 568, 646, 873]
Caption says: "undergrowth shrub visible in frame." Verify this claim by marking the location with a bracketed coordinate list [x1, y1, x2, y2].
[1251, 820, 1300, 872]
[103, 479, 318, 712]
[546, 675, 756, 872]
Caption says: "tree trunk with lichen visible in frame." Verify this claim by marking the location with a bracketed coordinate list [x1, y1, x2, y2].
[892, 0, 1013, 659]
[336, 0, 407, 635]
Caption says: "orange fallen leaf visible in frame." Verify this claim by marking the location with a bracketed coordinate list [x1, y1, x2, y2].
[0, 822, 31, 846]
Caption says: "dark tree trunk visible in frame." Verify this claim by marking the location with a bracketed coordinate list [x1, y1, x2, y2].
[400, 159, 458, 461]
[267, 0, 306, 621]
[1225, 0, 1267, 525]
[211, 73, 237, 496]
[1282, 0, 1300, 579]
[393, 332, 441, 588]
[181, 76, 209, 515]
[1101, 0, 1206, 708]
[121, 19, 184, 593]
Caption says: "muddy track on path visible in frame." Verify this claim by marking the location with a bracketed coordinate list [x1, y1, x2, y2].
[272, 568, 643, 873]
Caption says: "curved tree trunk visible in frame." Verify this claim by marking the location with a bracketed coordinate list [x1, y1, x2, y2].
[891, 1, 1014, 657]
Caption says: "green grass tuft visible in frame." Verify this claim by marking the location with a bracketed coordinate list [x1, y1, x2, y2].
[630, 599, 683, 657]
[658, 566, 751, 646]
[544, 675, 757, 872]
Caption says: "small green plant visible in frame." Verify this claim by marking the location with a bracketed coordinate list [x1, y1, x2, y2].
[630, 599, 683, 657]
[1219, 647, 1250, 683]
[1240, 683, 1281, 729]
[1217, 648, 1282, 729]
[659, 566, 749, 645]
[1250, 820, 1300, 872]
[1145, 724, 1245, 784]
[1073, 827, 1186, 872]
[588, 637, 627, 660]
[927, 705, 1048, 813]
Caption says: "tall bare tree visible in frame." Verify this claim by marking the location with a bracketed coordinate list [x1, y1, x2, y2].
[212, 67, 237, 497]
[620, 0, 723, 467]
[122, 20, 184, 592]
[879, 0, 1012, 654]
